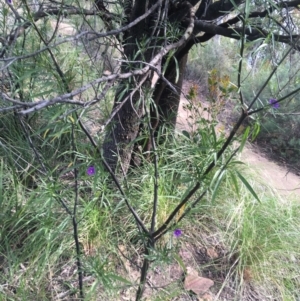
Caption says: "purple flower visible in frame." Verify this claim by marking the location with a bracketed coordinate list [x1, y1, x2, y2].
[269, 99, 280, 109]
[174, 229, 182, 238]
[6, 0, 12, 4]
[87, 166, 95, 176]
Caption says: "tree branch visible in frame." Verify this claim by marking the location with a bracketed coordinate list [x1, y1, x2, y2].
[193, 20, 300, 50]
[0, 6, 107, 57]
[0, 1, 163, 60]
[197, 0, 244, 20]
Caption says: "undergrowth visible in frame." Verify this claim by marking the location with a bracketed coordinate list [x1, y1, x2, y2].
[0, 102, 300, 300]
[1, 23, 300, 301]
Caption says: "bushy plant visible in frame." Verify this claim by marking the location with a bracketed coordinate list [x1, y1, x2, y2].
[185, 36, 238, 95]
[188, 35, 300, 171]
[1, 1, 300, 300]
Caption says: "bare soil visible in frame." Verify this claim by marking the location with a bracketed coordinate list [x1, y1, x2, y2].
[240, 144, 300, 198]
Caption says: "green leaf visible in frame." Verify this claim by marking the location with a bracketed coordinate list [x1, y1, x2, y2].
[239, 126, 250, 152]
[211, 170, 226, 203]
[245, 0, 250, 19]
[173, 56, 179, 83]
[162, 49, 176, 75]
[251, 122, 260, 141]
[107, 274, 132, 285]
[174, 253, 187, 273]
[210, 124, 217, 145]
[182, 130, 190, 139]
[229, 0, 239, 10]
[229, 171, 240, 197]
[236, 171, 260, 202]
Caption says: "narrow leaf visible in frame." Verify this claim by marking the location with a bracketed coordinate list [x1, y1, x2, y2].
[173, 254, 187, 273]
[107, 274, 132, 285]
[173, 56, 179, 83]
[229, 171, 240, 197]
[182, 130, 190, 139]
[236, 171, 260, 202]
[245, 0, 250, 18]
[211, 170, 226, 202]
[251, 122, 260, 141]
[239, 126, 250, 152]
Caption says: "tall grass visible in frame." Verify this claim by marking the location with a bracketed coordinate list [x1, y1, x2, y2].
[1, 106, 300, 300]
[1, 9, 300, 300]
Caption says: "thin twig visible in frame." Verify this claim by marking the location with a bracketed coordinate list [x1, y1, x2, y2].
[135, 242, 152, 301]
[249, 85, 300, 115]
[28, 14, 86, 294]
[0, 1, 163, 61]
[237, 13, 246, 106]
[145, 104, 159, 234]
[71, 122, 84, 300]
[7, 0, 193, 116]
[18, 117, 47, 174]
[247, 39, 298, 110]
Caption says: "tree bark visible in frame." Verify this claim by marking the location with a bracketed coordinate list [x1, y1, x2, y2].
[102, 1, 151, 174]
[132, 53, 188, 161]
[103, 1, 209, 174]
[104, 54, 191, 173]
[102, 85, 145, 175]
[155, 53, 188, 131]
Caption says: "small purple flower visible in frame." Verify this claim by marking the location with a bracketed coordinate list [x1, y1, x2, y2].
[87, 166, 95, 176]
[174, 229, 182, 238]
[6, 0, 12, 4]
[269, 99, 280, 109]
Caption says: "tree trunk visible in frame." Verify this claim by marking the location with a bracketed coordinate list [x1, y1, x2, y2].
[102, 86, 145, 175]
[102, 2, 151, 174]
[155, 53, 188, 131]
[103, 51, 189, 174]
[102, 2, 190, 174]
[138, 53, 188, 158]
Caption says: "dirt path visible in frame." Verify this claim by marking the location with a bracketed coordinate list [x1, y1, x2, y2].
[240, 145, 300, 198]
[176, 84, 300, 199]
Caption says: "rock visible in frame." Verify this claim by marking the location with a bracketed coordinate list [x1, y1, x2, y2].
[184, 267, 214, 295]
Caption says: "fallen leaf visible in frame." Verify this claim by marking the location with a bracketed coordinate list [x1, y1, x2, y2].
[198, 292, 214, 301]
[184, 267, 214, 295]
[243, 267, 252, 282]
[206, 247, 219, 259]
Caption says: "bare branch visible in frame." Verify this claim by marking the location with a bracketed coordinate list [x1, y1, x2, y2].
[193, 20, 300, 50]
[13, 1, 195, 115]
[0, 1, 163, 59]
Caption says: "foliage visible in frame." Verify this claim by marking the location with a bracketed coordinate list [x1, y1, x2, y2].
[185, 37, 238, 95]
[250, 51, 300, 169]
[187, 36, 300, 171]
[1, 1, 300, 300]
[1, 125, 300, 299]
